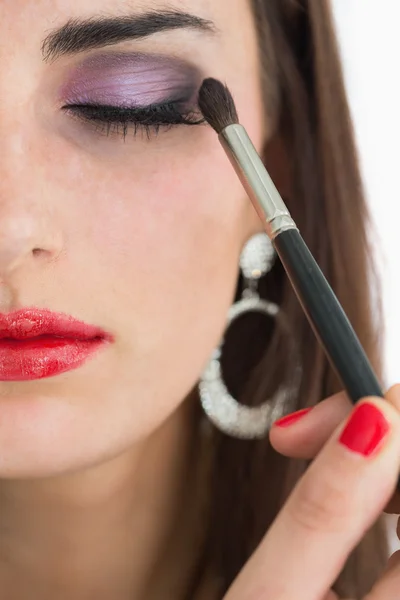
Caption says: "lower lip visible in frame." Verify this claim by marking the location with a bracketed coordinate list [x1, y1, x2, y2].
[0, 336, 106, 381]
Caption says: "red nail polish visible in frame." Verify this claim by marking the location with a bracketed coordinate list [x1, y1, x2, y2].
[338, 402, 390, 457]
[274, 407, 313, 428]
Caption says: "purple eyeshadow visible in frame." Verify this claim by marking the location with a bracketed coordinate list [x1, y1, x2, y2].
[61, 52, 202, 108]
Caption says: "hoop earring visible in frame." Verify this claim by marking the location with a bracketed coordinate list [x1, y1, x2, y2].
[199, 233, 301, 439]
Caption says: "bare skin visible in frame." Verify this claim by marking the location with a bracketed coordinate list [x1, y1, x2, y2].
[0, 1, 263, 598]
[1, 1, 400, 599]
[223, 386, 400, 600]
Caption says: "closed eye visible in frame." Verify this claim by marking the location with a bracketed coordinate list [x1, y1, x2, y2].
[62, 102, 204, 139]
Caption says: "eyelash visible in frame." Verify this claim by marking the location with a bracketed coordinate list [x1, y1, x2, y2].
[62, 102, 204, 139]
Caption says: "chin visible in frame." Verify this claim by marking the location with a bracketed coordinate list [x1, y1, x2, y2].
[0, 392, 106, 479]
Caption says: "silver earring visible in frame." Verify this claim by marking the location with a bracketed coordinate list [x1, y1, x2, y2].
[199, 233, 301, 439]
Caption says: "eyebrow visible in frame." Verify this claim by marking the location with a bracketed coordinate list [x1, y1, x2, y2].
[42, 10, 216, 62]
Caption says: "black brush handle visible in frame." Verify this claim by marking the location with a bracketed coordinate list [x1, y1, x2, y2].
[273, 228, 383, 402]
[274, 230, 400, 493]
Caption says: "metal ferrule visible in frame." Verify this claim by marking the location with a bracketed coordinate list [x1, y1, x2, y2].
[220, 124, 298, 239]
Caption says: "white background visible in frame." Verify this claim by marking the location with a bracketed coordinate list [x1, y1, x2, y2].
[332, 0, 400, 553]
[332, 1, 400, 387]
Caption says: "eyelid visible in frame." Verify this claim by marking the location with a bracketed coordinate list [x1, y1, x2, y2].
[60, 51, 204, 110]
[62, 101, 204, 140]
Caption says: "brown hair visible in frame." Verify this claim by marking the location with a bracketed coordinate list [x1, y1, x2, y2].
[193, 1, 389, 598]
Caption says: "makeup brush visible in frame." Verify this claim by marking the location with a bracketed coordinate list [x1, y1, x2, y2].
[198, 77, 383, 405]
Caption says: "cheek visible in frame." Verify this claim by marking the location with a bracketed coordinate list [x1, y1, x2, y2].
[57, 131, 250, 369]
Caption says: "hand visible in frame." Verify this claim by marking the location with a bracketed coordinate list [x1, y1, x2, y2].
[223, 385, 400, 599]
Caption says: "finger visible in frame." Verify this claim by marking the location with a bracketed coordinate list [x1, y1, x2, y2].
[269, 385, 400, 513]
[384, 548, 400, 573]
[224, 397, 400, 600]
[381, 384, 400, 514]
[384, 383, 400, 412]
[270, 391, 352, 459]
[366, 549, 400, 598]
[322, 592, 339, 600]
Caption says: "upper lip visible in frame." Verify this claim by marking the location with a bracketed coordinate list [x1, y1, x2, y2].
[0, 309, 111, 341]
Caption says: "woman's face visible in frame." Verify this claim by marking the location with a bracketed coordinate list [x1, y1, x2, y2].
[0, 0, 266, 477]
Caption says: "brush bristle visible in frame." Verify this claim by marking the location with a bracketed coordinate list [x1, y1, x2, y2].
[198, 78, 239, 134]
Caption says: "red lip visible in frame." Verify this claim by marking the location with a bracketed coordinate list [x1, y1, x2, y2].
[0, 309, 112, 381]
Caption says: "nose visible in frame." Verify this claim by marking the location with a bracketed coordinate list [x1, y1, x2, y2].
[0, 206, 62, 277]
[0, 154, 63, 278]
[0, 79, 64, 280]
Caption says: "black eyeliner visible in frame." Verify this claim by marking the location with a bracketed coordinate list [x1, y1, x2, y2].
[62, 101, 204, 138]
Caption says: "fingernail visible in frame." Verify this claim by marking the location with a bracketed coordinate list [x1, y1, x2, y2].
[338, 402, 390, 457]
[274, 407, 313, 428]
